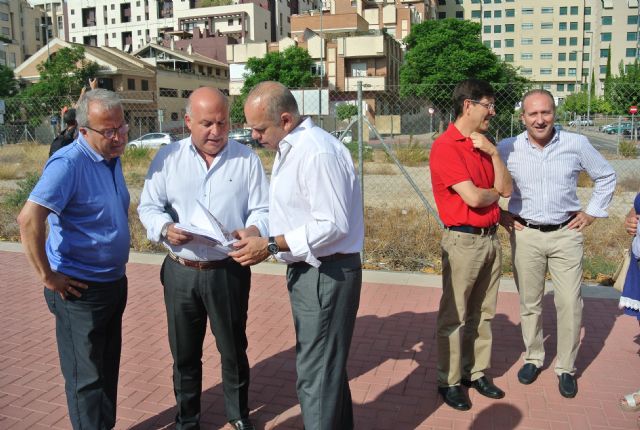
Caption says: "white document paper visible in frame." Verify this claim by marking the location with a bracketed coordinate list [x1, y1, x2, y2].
[175, 201, 237, 252]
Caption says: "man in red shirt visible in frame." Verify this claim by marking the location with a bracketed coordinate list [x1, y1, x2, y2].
[429, 79, 512, 411]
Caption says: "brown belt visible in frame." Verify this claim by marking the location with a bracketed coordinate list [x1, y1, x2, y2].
[168, 252, 231, 270]
[289, 252, 360, 268]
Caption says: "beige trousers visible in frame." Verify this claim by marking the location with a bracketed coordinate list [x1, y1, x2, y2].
[510, 226, 584, 376]
[437, 230, 502, 386]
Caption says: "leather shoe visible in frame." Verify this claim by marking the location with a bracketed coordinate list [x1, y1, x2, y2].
[517, 363, 541, 385]
[558, 373, 577, 398]
[438, 385, 471, 411]
[231, 418, 255, 430]
[461, 376, 505, 399]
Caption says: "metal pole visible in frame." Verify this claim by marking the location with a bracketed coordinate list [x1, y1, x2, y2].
[318, 0, 323, 127]
[357, 81, 364, 263]
[586, 31, 593, 127]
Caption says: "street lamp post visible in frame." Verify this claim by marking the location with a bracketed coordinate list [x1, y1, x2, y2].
[41, 23, 50, 63]
[585, 31, 594, 126]
[318, 0, 323, 126]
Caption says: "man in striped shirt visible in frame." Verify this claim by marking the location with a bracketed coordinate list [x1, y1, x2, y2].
[498, 89, 616, 399]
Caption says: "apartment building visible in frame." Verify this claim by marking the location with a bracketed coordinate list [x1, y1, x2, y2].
[1, 0, 49, 69]
[436, 0, 640, 98]
[29, 1, 67, 40]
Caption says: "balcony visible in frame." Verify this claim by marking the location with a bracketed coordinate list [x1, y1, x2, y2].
[344, 76, 386, 91]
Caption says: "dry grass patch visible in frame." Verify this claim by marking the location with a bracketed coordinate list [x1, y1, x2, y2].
[0, 144, 48, 179]
[363, 162, 396, 175]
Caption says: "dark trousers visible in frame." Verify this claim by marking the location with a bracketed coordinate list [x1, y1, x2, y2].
[287, 254, 362, 430]
[161, 256, 251, 429]
[44, 276, 128, 430]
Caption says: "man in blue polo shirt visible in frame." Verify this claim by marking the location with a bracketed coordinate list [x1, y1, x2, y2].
[18, 89, 130, 430]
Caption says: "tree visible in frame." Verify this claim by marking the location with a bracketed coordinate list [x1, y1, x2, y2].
[336, 104, 358, 121]
[197, 0, 232, 6]
[604, 59, 640, 114]
[0, 64, 17, 98]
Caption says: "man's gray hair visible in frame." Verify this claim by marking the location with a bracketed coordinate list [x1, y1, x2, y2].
[247, 81, 300, 123]
[76, 89, 123, 127]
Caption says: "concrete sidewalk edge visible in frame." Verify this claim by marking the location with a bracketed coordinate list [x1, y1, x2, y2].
[1, 240, 620, 300]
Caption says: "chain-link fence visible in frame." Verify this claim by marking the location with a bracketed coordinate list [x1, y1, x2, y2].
[2, 84, 638, 277]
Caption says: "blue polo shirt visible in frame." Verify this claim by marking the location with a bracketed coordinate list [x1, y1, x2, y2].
[28, 136, 130, 282]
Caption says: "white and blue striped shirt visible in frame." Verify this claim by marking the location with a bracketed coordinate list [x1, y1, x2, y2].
[498, 129, 616, 224]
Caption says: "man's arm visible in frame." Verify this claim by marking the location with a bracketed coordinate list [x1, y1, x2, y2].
[625, 207, 638, 237]
[470, 132, 512, 197]
[17, 201, 87, 299]
[451, 181, 500, 208]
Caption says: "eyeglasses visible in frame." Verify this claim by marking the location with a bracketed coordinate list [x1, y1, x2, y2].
[84, 123, 129, 139]
[469, 100, 496, 112]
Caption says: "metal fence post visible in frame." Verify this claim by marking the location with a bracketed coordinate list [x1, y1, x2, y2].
[357, 81, 364, 263]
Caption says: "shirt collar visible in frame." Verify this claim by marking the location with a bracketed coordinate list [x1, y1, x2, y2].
[188, 135, 229, 161]
[522, 126, 560, 149]
[77, 133, 107, 163]
[280, 116, 314, 149]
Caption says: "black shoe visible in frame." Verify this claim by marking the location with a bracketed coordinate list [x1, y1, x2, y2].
[438, 385, 471, 411]
[558, 373, 578, 398]
[517, 363, 541, 385]
[461, 376, 505, 399]
[231, 418, 255, 430]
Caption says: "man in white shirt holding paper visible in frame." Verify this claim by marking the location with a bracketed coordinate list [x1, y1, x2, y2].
[230, 81, 364, 430]
[138, 87, 269, 430]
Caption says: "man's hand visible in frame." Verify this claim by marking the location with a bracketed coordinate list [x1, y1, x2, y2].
[45, 271, 88, 300]
[470, 132, 497, 157]
[232, 225, 261, 240]
[567, 211, 595, 232]
[229, 236, 270, 266]
[625, 208, 638, 236]
[499, 210, 524, 233]
[165, 223, 193, 246]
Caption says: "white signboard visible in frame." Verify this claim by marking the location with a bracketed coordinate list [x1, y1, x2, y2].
[291, 89, 329, 116]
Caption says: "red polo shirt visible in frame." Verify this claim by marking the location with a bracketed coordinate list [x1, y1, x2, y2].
[429, 123, 499, 227]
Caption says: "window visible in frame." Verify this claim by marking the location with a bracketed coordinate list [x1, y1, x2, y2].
[627, 32, 638, 42]
[568, 68, 576, 76]
[127, 79, 135, 90]
[540, 68, 552, 75]
[559, 37, 567, 46]
[505, 24, 514, 32]
[494, 25, 501, 33]
[559, 22, 567, 31]
[493, 40, 501, 48]
[483, 25, 491, 33]
[601, 33, 612, 42]
[455, 11, 463, 19]
[522, 8, 533, 14]
[541, 38, 553, 44]
[504, 53, 514, 62]
[494, 10, 501, 18]
[584, 37, 591, 46]
[141, 80, 148, 91]
[0, 12, 8, 21]
[569, 51, 577, 61]
[626, 48, 637, 58]
[629, 15, 639, 25]
[599, 65, 607, 74]
[541, 7, 553, 14]
[541, 22, 553, 29]
[584, 7, 591, 15]
[521, 53, 533, 60]
[540, 53, 552, 60]
[569, 37, 577, 46]
[557, 84, 565, 92]
[584, 22, 591, 31]
[483, 40, 491, 48]
[567, 83, 575, 92]
[521, 68, 532, 76]
[570, 6, 578, 15]
[558, 52, 566, 61]
[521, 38, 533, 45]
[600, 48, 609, 58]
[582, 53, 590, 61]
[471, 10, 481, 18]
[522, 23, 533, 30]
[602, 16, 612, 25]
[570, 22, 578, 30]
[505, 39, 514, 47]
[484, 10, 491, 18]
[560, 6, 567, 15]
[438, 12, 446, 19]
[471, 0, 479, 3]
[505, 9, 514, 17]
[159, 88, 178, 97]
[438, 0, 445, 4]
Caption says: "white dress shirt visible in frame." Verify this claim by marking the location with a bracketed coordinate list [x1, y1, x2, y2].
[138, 137, 269, 261]
[498, 129, 616, 224]
[270, 117, 364, 267]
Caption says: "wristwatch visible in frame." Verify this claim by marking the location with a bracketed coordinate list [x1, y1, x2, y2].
[161, 222, 170, 239]
[267, 236, 280, 255]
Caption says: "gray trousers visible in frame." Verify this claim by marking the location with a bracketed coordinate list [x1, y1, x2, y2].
[287, 254, 362, 430]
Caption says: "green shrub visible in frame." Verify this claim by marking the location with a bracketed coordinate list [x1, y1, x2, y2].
[344, 141, 373, 162]
[5, 172, 40, 207]
[619, 140, 638, 158]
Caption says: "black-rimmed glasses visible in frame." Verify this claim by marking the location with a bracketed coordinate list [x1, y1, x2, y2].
[84, 123, 129, 139]
[469, 100, 496, 112]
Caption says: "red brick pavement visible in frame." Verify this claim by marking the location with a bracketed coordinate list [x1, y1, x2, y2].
[1, 249, 639, 429]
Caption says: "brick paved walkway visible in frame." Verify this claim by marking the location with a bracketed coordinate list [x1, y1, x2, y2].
[1, 247, 639, 429]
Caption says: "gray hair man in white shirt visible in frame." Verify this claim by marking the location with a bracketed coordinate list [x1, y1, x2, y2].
[230, 81, 364, 430]
[498, 89, 616, 399]
[138, 87, 269, 430]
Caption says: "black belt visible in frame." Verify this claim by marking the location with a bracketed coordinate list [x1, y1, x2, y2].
[445, 224, 498, 236]
[168, 252, 231, 270]
[288, 253, 360, 268]
[513, 215, 575, 232]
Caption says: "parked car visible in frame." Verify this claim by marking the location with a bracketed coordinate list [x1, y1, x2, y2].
[568, 118, 594, 127]
[330, 129, 353, 144]
[128, 132, 176, 149]
[228, 128, 260, 148]
[601, 122, 633, 134]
